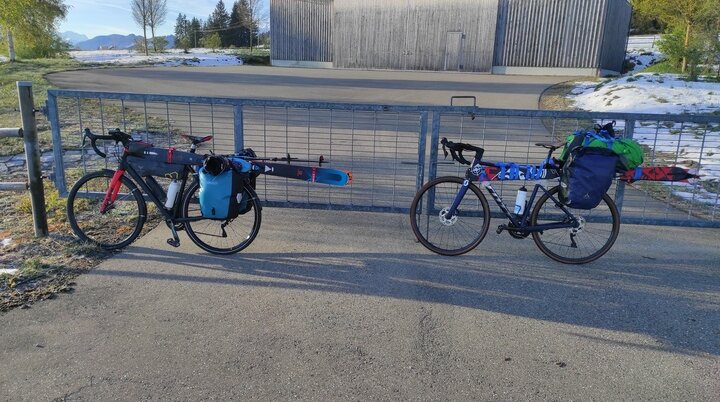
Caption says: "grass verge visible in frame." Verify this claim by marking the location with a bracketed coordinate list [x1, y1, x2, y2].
[0, 58, 83, 156]
[0, 58, 160, 313]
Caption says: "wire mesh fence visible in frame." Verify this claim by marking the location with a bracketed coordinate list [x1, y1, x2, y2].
[46, 89, 720, 227]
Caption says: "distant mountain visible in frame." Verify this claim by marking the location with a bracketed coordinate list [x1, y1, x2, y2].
[76, 34, 175, 51]
[61, 31, 88, 46]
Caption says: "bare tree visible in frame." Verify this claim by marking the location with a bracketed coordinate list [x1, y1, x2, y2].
[245, 0, 267, 50]
[147, 0, 167, 52]
[131, 0, 149, 55]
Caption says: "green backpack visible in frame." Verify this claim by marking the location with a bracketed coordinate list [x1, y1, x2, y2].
[559, 131, 644, 171]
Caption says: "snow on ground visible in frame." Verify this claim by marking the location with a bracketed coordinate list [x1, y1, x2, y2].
[567, 73, 720, 206]
[69, 48, 244, 67]
[570, 74, 720, 114]
[0, 55, 8, 63]
[625, 50, 664, 73]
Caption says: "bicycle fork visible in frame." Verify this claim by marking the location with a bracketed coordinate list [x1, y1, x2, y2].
[100, 170, 125, 214]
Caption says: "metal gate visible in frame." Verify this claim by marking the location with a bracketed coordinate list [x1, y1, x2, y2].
[46, 89, 720, 227]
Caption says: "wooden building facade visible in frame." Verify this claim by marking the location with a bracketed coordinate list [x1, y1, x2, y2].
[270, 0, 631, 75]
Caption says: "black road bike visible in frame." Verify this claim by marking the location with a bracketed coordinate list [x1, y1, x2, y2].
[410, 138, 620, 264]
[66, 129, 261, 254]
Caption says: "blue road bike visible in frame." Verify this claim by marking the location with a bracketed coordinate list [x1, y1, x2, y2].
[410, 138, 620, 264]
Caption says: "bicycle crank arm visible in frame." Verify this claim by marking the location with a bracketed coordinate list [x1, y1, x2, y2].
[166, 220, 181, 248]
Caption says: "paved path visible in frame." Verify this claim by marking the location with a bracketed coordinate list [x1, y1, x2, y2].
[1, 209, 719, 400]
[48, 66, 575, 109]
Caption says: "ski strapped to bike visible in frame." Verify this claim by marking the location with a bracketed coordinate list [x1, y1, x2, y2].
[471, 162, 698, 183]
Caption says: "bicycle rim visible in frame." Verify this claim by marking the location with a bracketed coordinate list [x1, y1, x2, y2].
[182, 181, 261, 254]
[530, 186, 620, 264]
[67, 170, 146, 249]
[410, 176, 490, 256]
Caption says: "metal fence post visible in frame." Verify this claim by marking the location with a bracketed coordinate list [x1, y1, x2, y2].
[17, 81, 48, 237]
[415, 111, 429, 191]
[233, 104, 244, 152]
[614, 119, 634, 217]
[427, 112, 442, 183]
[46, 92, 67, 196]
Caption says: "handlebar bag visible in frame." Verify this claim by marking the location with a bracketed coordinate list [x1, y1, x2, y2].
[560, 147, 618, 210]
[198, 167, 245, 219]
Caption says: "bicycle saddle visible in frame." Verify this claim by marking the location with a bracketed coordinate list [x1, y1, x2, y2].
[182, 134, 213, 145]
[535, 142, 566, 151]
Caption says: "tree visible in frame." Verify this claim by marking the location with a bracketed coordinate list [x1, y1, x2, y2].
[131, 0, 150, 56]
[147, 0, 167, 52]
[174, 13, 191, 51]
[189, 17, 203, 48]
[206, 0, 231, 47]
[633, 0, 720, 73]
[0, 0, 68, 61]
[202, 32, 221, 51]
[244, 0, 266, 50]
[228, 1, 248, 47]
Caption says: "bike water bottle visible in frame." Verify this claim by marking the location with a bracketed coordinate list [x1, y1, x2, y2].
[514, 185, 527, 215]
[165, 180, 180, 208]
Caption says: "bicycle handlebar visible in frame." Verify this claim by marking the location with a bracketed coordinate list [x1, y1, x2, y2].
[82, 128, 133, 158]
[440, 137, 484, 165]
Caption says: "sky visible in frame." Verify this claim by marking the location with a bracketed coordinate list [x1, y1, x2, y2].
[58, 0, 269, 38]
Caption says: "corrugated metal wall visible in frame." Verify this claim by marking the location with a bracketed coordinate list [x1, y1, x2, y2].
[332, 0, 499, 72]
[599, 1, 632, 72]
[270, 0, 630, 73]
[270, 0, 333, 62]
[493, 0, 625, 69]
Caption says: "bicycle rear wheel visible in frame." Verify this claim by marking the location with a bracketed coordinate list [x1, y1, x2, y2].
[410, 176, 490, 256]
[530, 185, 620, 264]
[181, 180, 262, 254]
[67, 170, 146, 249]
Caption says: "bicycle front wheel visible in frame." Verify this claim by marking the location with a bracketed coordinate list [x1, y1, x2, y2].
[182, 180, 262, 254]
[410, 176, 490, 256]
[67, 170, 146, 249]
[530, 185, 620, 264]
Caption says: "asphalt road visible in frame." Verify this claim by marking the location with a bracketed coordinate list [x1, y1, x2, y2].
[1, 209, 719, 400]
[3, 67, 713, 399]
[47, 65, 573, 108]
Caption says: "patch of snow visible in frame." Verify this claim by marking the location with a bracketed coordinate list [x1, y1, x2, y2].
[570, 74, 720, 114]
[567, 73, 720, 207]
[0, 55, 8, 63]
[625, 51, 664, 74]
[0, 268, 19, 275]
[69, 48, 244, 67]
[1, 238, 10, 247]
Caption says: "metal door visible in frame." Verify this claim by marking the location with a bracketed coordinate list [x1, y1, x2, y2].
[444, 31, 465, 71]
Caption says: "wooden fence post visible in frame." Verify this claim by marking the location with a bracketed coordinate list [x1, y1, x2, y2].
[17, 81, 48, 237]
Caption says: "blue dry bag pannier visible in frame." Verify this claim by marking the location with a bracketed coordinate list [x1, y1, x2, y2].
[560, 147, 618, 210]
[198, 155, 255, 219]
[199, 168, 237, 219]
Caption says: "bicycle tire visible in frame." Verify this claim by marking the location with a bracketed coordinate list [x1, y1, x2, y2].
[530, 185, 620, 264]
[181, 180, 262, 255]
[410, 176, 491, 256]
[67, 170, 147, 249]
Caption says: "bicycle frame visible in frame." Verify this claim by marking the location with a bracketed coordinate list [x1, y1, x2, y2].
[443, 154, 580, 234]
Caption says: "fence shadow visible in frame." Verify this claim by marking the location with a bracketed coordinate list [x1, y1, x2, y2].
[89, 241, 720, 357]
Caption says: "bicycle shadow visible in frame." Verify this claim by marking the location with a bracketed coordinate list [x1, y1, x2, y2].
[89, 227, 720, 357]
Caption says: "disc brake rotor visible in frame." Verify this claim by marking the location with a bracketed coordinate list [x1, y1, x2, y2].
[439, 208, 458, 226]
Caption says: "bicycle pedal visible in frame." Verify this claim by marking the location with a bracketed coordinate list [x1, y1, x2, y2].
[496, 225, 506, 234]
[166, 238, 180, 248]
